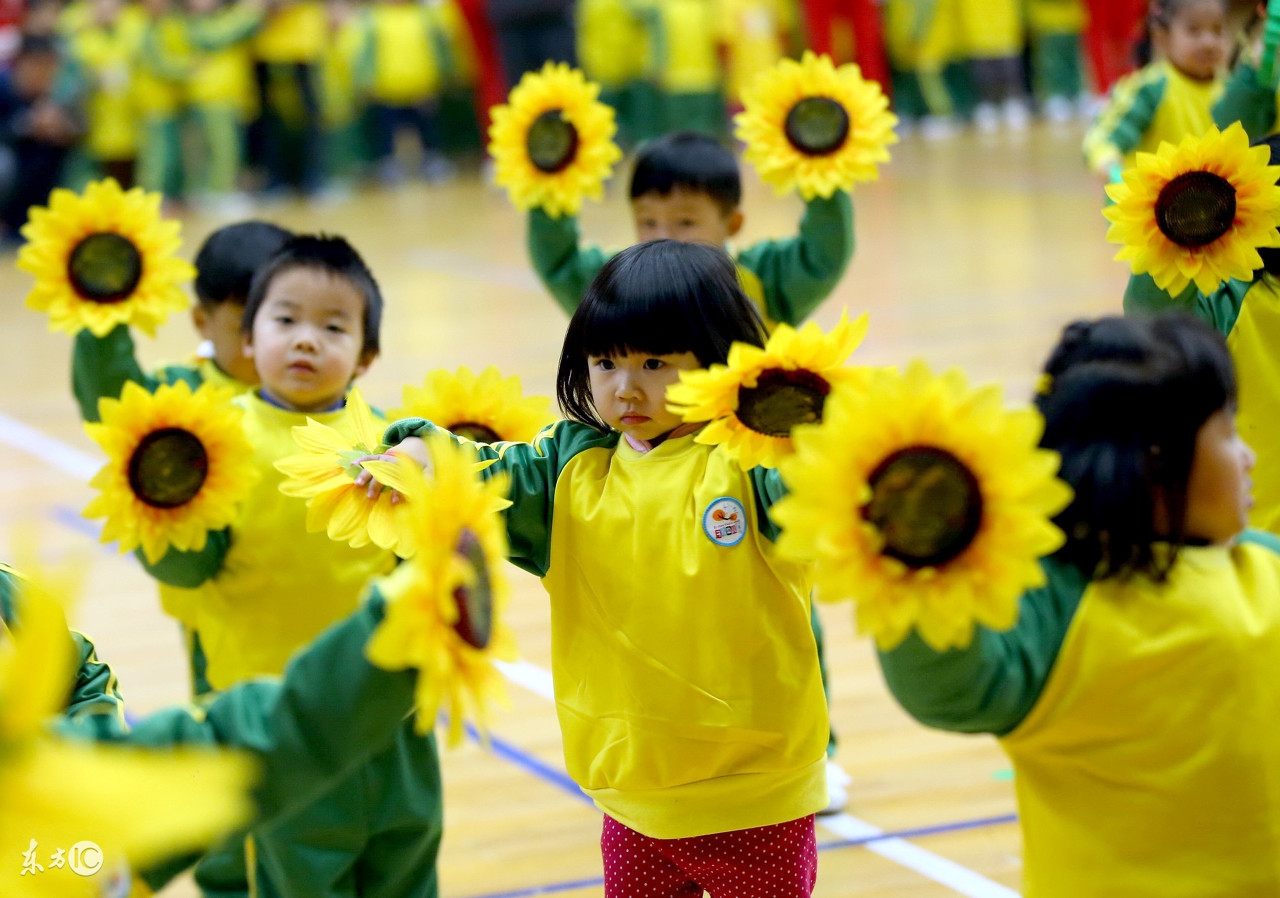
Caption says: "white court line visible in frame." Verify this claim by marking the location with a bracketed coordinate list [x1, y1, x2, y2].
[2, 409, 1020, 897]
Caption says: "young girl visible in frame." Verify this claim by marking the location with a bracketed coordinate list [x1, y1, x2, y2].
[380, 240, 830, 897]
[878, 313, 1280, 897]
[1083, 0, 1227, 179]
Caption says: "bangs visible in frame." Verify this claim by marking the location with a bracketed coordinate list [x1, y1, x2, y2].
[576, 281, 712, 361]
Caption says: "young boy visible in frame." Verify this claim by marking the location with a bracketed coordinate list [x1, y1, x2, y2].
[140, 233, 442, 898]
[72, 218, 293, 698]
[528, 130, 855, 812]
[528, 130, 856, 329]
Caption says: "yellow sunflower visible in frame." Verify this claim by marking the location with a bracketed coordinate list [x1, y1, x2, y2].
[275, 387, 415, 558]
[389, 366, 557, 445]
[1104, 122, 1280, 295]
[488, 61, 623, 218]
[19, 178, 195, 338]
[361, 437, 516, 746]
[773, 362, 1072, 652]
[82, 381, 259, 565]
[735, 51, 897, 201]
[666, 311, 871, 470]
[0, 561, 254, 898]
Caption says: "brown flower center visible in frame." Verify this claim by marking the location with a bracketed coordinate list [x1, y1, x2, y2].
[1154, 170, 1237, 248]
[784, 96, 851, 156]
[127, 427, 209, 509]
[452, 529, 493, 650]
[450, 422, 503, 444]
[527, 110, 580, 174]
[67, 232, 144, 304]
[736, 368, 831, 438]
[864, 446, 983, 568]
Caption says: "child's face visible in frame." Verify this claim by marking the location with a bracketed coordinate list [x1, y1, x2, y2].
[193, 301, 259, 386]
[243, 267, 374, 413]
[631, 189, 744, 247]
[588, 350, 702, 442]
[1182, 408, 1255, 544]
[1154, 0, 1226, 81]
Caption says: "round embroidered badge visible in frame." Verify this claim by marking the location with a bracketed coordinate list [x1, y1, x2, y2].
[703, 496, 747, 547]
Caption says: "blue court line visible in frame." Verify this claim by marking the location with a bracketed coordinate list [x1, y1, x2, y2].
[464, 721, 591, 805]
[52, 504, 111, 544]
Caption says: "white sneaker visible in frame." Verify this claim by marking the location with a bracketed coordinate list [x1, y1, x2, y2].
[1002, 97, 1031, 131]
[920, 115, 958, 141]
[972, 102, 1000, 133]
[819, 760, 851, 816]
[1042, 94, 1075, 124]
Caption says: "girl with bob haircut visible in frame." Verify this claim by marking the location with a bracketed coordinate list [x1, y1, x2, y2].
[380, 239, 831, 897]
[878, 313, 1280, 898]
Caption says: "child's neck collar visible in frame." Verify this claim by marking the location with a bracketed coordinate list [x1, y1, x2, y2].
[258, 388, 346, 414]
[622, 422, 703, 453]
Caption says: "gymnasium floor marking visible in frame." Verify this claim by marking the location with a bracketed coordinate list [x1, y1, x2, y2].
[0, 410, 1021, 897]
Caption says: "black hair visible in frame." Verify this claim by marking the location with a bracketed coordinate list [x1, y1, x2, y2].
[629, 132, 742, 214]
[15, 34, 59, 58]
[1135, 0, 1227, 66]
[193, 220, 293, 307]
[1036, 313, 1236, 580]
[241, 233, 383, 356]
[557, 240, 767, 431]
[1254, 134, 1280, 279]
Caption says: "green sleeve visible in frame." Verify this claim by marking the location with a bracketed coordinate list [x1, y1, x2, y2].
[382, 418, 617, 577]
[1213, 63, 1278, 139]
[0, 566, 16, 625]
[352, 10, 376, 94]
[527, 208, 612, 316]
[64, 631, 129, 739]
[186, 3, 263, 51]
[58, 593, 418, 829]
[1123, 272, 1249, 337]
[734, 192, 855, 326]
[750, 466, 787, 542]
[1238, 527, 1280, 554]
[138, 529, 230, 588]
[1083, 75, 1166, 170]
[141, 16, 192, 81]
[876, 557, 1089, 736]
[426, 10, 456, 85]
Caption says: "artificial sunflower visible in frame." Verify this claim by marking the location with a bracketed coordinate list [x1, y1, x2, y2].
[83, 381, 258, 565]
[19, 178, 195, 338]
[1104, 122, 1280, 295]
[0, 561, 254, 898]
[275, 387, 414, 558]
[488, 61, 623, 218]
[666, 311, 871, 470]
[735, 51, 897, 200]
[773, 361, 1072, 652]
[361, 437, 516, 746]
[389, 366, 557, 445]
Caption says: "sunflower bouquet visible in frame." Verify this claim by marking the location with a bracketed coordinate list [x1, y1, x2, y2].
[1104, 122, 1280, 295]
[665, 311, 871, 470]
[19, 179, 195, 337]
[735, 51, 897, 200]
[488, 62, 623, 218]
[82, 381, 259, 565]
[389, 366, 557, 445]
[772, 361, 1072, 652]
[360, 437, 517, 746]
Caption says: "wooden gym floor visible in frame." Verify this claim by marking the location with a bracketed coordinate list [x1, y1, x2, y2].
[0, 119, 1124, 897]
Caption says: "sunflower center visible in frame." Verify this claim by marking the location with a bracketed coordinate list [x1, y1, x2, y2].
[1154, 170, 1237, 248]
[736, 368, 831, 438]
[127, 428, 209, 510]
[450, 422, 502, 444]
[784, 96, 851, 156]
[67, 232, 144, 304]
[864, 446, 983, 569]
[527, 110, 580, 174]
[452, 528, 493, 650]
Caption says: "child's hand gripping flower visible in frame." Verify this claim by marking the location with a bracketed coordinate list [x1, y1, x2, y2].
[19, 178, 195, 337]
[359, 436, 518, 746]
[82, 380, 260, 564]
[772, 361, 1073, 651]
[665, 310, 872, 469]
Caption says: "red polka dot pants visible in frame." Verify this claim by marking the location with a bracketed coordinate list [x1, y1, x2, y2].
[600, 814, 817, 898]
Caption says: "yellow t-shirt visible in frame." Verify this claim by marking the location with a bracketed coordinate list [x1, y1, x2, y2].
[1002, 543, 1280, 897]
[1228, 278, 1280, 533]
[253, 0, 326, 63]
[366, 2, 444, 105]
[70, 6, 149, 160]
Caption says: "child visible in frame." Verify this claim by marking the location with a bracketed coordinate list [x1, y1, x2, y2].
[876, 313, 1280, 897]
[379, 241, 830, 895]
[71, 218, 292, 697]
[1124, 134, 1280, 535]
[633, 0, 727, 137]
[1211, 5, 1279, 138]
[529, 130, 855, 329]
[142, 234, 441, 898]
[1083, 0, 1227, 179]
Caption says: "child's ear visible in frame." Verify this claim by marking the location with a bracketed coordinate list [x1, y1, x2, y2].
[726, 209, 745, 238]
[241, 332, 254, 359]
[354, 349, 378, 379]
[191, 304, 211, 339]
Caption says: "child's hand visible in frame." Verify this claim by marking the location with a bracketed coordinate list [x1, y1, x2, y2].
[353, 437, 431, 502]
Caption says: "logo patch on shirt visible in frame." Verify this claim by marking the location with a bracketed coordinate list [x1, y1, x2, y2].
[703, 496, 747, 547]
